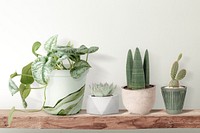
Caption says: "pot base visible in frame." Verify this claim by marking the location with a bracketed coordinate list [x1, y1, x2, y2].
[166, 109, 182, 114]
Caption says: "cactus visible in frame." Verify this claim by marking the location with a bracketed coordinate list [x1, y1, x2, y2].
[126, 47, 149, 90]
[169, 53, 187, 87]
[90, 83, 117, 97]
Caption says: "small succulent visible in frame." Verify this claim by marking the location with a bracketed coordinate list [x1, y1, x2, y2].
[90, 83, 117, 97]
[169, 53, 187, 87]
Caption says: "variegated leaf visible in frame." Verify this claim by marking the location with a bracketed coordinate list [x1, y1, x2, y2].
[31, 56, 54, 85]
[44, 35, 58, 52]
[70, 60, 90, 79]
[9, 79, 19, 96]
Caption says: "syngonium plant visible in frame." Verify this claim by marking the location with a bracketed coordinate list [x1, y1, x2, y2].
[126, 47, 150, 90]
[168, 53, 187, 88]
[9, 35, 99, 109]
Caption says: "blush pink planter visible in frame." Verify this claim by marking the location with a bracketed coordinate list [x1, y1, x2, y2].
[122, 85, 156, 115]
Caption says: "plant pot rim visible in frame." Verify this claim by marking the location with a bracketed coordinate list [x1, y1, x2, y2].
[49, 70, 89, 77]
[161, 86, 187, 90]
[89, 94, 118, 98]
[122, 84, 156, 91]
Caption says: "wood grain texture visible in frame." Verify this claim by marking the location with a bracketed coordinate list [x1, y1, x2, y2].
[1, 110, 200, 129]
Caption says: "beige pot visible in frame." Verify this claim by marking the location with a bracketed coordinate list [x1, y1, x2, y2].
[122, 85, 156, 115]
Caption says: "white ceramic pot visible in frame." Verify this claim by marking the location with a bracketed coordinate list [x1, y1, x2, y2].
[86, 95, 119, 115]
[43, 70, 88, 115]
[122, 85, 156, 115]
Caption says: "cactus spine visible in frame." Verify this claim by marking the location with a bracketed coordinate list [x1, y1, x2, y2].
[169, 53, 187, 87]
[126, 47, 149, 90]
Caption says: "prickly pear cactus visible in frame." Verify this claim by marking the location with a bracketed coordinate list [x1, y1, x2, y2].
[169, 54, 187, 87]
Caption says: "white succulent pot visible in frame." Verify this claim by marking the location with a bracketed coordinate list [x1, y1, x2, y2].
[122, 85, 156, 115]
[86, 95, 119, 115]
[43, 70, 88, 115]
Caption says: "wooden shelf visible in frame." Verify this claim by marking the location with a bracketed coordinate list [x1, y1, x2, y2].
[1, 109, 200, 129]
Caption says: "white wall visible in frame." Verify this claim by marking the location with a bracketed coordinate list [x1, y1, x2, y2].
[1, 0, 200, 132]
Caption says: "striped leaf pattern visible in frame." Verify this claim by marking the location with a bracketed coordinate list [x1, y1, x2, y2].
[43, 85, 85, 115]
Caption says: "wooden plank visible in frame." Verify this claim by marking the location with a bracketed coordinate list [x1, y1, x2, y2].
[1, 110, 200, 129]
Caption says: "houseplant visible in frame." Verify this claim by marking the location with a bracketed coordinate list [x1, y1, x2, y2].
[121, 47, 156, 115]
[9, 35, 99, 116]
[161, 53, 187, 114]
[86, 83, 119, 115]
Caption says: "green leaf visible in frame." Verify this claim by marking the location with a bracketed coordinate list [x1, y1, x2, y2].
[56, 55, 69, 63]
[19, 84, 31, 108]
[70, 60, 90, 79]
[31, 56, 54, 85]
[9, 79, 19, 96]
[19, 84, 31, 100]
[10, 72, 18, 78]
[20, 63, 34, 84]
[44, 35, 58, 52]
[32, 41, 41, 57]
[8, 107, 15, 127]
[68, 54, 80, 62]
[76, 45, 88, 55]
[88, 46, 99, 53]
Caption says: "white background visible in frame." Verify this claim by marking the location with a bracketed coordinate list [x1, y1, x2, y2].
[0, 0, 200, 132]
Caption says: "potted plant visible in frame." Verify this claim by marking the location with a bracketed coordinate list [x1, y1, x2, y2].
[86, 83, 119, 115]
[9, 35, 99, 116]
[121, 47, 156, 115]
[161, 53, 187, 114]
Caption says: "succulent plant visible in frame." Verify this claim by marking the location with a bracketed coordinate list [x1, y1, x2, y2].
[169, 53, 187, 87]
[90, 83, 117, 97]
[126, 48, 150, 90]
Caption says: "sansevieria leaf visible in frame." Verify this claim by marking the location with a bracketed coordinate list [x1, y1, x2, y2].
[44, 35, 58, 52]
[31, 56, 54, 85]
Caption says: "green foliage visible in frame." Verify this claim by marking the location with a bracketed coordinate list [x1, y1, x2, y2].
[8, 107, 15, 127]
[8, 35, 98, 124]
[169, 53, 187, 87]
[143, 50, 150, 86]
[126, 48, 150, 90]
[9, 35, 99, 108]
[9, 63, 35, 108]
[126, 50, 133, 88]
[90, 83, 117, 97]
[32, 41, 41, 57]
